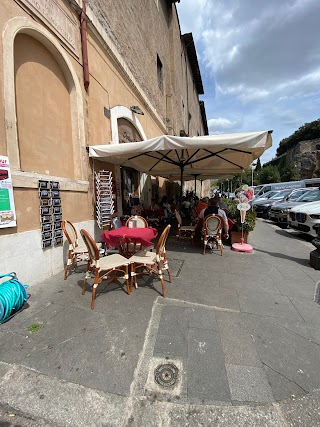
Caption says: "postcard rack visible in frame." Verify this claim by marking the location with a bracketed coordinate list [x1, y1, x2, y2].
[95, 170, 114, 229]
[38, 180, 63, 248]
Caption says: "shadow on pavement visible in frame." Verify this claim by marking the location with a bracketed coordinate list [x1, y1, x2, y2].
[254, 247, 311, 267]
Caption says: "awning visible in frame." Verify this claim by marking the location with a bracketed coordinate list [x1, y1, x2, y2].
[88, 130, 272, 200]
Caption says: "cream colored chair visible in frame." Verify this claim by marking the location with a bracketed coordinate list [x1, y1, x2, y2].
[80, 229, 131, 309]
[130, 225, 172, 297]
[174, 209, 196, 245]
[62, 220, 93, 279]
[202, 214, 224, 256]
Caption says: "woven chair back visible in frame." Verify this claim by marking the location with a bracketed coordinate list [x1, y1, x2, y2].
[156, 224, 171, 256]
[80, 229, 100, 262]
[204, 214, 223, 233]
[62, 220, 78, 248]
[125, 215, 148, 228]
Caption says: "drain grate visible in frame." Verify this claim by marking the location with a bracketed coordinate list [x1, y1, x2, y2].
[154, 363, 179, 388]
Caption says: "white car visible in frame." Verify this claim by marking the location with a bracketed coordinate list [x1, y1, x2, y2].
[288, 200, 320, 238]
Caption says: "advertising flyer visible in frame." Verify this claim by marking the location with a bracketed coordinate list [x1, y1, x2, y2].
[0, 156, 17, 228]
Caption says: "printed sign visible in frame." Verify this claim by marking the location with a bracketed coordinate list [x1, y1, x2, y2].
[0, 156, 17, 228]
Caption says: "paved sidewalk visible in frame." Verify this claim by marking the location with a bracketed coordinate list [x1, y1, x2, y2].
[1, 219, 320, 426]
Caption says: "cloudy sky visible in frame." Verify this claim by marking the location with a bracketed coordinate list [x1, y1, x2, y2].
[177, 0, 320, 163]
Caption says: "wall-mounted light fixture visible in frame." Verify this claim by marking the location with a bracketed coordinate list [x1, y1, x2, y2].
[130, 105, 144, 115]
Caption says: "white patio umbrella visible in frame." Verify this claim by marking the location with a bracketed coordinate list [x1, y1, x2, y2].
[88, 130, 272, 202]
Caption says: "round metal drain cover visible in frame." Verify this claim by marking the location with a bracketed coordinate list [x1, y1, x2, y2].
[154, 363, 179, 388]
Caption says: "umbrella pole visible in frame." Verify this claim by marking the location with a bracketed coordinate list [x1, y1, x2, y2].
[179, 165, 184, 206]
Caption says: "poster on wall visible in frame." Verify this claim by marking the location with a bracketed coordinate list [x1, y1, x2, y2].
[0, 156, 17, 228]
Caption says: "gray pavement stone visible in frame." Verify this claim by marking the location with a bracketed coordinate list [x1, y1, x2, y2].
[219, 272, 281, 295]
[187, 306, 218, 330]
[263, 365, 305, 402]
[275, 278, 316, 299]
[289, 297, 320, 324]
[128, 399, 284, 427]
[242, 313, 320, 392]
[187, 328, 231, 404]
[238, 291, 303, 321]
[216, 311, 261, 367]
[190, 286, 240, 311]
[226, 364, 274, 403]
[280, 392, 320, 427]
[153, 305, 189, 360]
[0, 363, 128, 427]
[276, 266, 316, 284]
[265, 316, 320, 346]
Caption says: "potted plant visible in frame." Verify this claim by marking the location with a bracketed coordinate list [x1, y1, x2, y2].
[224, 198, 256, 243]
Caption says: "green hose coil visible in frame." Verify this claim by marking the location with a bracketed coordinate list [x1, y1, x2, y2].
[0, 273, 29, 324]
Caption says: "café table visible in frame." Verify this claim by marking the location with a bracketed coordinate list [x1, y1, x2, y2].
[101, 226, 158, 258]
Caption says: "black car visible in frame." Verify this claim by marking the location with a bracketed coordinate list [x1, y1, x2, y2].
[253, 189, 296, 218]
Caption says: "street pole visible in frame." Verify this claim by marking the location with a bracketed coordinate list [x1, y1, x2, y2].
[251, 163, 257, 187]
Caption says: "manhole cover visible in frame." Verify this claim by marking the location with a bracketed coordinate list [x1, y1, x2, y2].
[154, 363, 179, 388]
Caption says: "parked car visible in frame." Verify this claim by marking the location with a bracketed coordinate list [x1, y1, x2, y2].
[269, 188, 315, 225]
[288, 198, 320, 238]
[251, 190, 280, 205]
[253, 190, 293, 217]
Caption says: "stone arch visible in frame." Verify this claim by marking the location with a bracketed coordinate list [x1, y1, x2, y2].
[2, 17, 86, 179]
[110, 105, 146, 143]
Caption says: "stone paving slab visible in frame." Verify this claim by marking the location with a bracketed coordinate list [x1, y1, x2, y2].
[238, 291, 304, 321]
[226, 364, 273, 403]
[219, 272, 281, 295]
[215, 311, 261, 367]
[289, 297, 320, 324]
[188, 328, 231, 404]
[263, 365, 305, 401]
[242, 313, 320, 392]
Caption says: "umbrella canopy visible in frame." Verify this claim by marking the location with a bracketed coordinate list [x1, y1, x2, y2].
[88, 130, 272, 201]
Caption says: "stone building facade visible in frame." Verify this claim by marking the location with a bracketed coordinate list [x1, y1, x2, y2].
[0, 0, 207, 284]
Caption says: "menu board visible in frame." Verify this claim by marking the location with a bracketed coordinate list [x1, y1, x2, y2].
[0, 156, 17, 228]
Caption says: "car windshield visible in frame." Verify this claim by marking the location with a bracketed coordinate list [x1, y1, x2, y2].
[296, 189, 320, 203]
[289, 190, 308, 200]
[269, 190, 291, 200]
[259, 191, 278, 199]
[254, 186, 263, 194]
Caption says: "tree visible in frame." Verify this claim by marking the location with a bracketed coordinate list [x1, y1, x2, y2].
[276, 118, 320, 156]
[280, 163, 300, 182]
[259, 165, 281, 184]
[255, 158, 262, 171]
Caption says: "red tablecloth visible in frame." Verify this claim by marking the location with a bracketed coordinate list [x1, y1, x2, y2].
[102, 226, 158, 248]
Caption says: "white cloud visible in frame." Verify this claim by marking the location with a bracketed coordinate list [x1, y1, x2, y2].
[177, 0, 320, 156]
[208, 117, 242, 133]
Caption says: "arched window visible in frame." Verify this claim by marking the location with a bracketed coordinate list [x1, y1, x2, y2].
[14, 34, 74, 177]
[3, 17, 85, 180]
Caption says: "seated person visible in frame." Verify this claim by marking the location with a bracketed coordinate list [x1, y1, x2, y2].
[181, 197, 191, 219]
[195, 197, 209, 216]
[199, 198, 229, 240]
[160, 196, 173, 222]
[216, 196, 227, 211]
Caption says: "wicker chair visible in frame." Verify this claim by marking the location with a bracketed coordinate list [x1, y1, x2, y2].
[202, 214, 224, 256]
[130, 225, 172, 297]
[174, 209, 196, 245]
[120, 215, 152, 257]
[80, 229, 131, 309]
[62, 220, 101, 280]
[125, 215, 148, 228]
